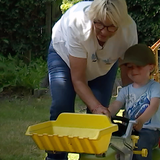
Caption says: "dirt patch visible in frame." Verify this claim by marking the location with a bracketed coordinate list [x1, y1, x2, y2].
[0, 87, 33, 100]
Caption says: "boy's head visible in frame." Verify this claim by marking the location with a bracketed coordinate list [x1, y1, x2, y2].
[120, 44, 156, 66]
[120, 44, 156, 84]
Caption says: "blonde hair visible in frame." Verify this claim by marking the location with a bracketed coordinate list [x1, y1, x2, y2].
[88, 0, 131, 27]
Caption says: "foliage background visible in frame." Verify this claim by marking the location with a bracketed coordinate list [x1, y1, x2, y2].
[0, 54, 47, 93]
[126, 0, 160, 45]
[0, 0, 159, 93]
[0, 0, 49, 58]
[0, 0, 159, 58]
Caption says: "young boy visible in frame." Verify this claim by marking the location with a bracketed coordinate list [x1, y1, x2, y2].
[108, 44, 160, 160]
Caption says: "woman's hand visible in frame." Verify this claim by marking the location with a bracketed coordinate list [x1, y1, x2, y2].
[91, 105, 111, 118]
[69, 55, 111, 118]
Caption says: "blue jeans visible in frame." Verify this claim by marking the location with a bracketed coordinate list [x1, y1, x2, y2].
[132, 128, 160, 160]
[47, 44, 118, 159]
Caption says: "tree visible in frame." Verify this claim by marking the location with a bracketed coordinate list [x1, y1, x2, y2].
[126, 0, 160, 45]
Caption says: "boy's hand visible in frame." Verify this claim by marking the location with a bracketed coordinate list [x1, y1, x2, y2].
[133, 119, 143, 131]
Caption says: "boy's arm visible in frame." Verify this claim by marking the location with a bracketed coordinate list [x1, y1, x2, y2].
[134, 97, 160, 131]
[108, 100, 124, 117]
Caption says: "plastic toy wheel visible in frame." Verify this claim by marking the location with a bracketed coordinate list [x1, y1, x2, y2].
[141, 149, 148, 157]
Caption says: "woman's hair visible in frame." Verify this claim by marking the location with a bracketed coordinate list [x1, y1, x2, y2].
[88, 0, 131, 27]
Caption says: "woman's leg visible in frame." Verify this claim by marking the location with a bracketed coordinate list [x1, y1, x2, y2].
[132, 129, 160, 160]
[46, 46, 76, 160]
[87, 62, 118, 113]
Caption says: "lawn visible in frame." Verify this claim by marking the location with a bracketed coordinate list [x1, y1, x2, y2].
[0, 94, 118, 160]
[0, 94, 83, 160]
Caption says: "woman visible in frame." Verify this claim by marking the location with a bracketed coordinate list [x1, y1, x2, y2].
[46, 0, 138, 159]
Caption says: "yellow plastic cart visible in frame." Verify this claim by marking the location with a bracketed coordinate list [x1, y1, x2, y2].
[26, 113, 118, 154]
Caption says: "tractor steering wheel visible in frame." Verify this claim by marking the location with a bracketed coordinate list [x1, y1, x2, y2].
[111, 115, 129, 136]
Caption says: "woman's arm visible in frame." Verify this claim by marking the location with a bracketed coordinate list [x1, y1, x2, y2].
[69, 55, 110, 116]
[134, 97, 160, 131]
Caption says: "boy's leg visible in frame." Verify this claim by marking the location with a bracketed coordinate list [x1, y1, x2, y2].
[132, 129, 160, 160]
[47, 49, 76, 160]
[87, 61, 118, 113]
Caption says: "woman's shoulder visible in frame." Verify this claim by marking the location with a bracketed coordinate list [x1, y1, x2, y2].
[66, 2, 91, 26]
[119, 16, 137, 35]
[124, 15, 137, 29]
[63, 2, 92, 40]
[113, 15, 138, 48]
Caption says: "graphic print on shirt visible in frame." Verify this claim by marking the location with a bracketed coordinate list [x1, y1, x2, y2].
[126, 92, 151, 125]
[91, 53, 98, 62]
[102, 59, 115, 64]
[91, 53, 115, 64]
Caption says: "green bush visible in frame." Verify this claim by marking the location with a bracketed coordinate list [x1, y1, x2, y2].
[0, 55, 47, 93]
[126, 0, 160, 45]
[61, 0, 82, 14]
[0, 0, 53, 58]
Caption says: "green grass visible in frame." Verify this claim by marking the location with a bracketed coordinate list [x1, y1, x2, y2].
[0, 95, 83, 160]
[0, 94, 120, 160]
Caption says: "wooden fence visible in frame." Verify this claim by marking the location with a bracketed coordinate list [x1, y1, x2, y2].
[46, 0, 62, 37]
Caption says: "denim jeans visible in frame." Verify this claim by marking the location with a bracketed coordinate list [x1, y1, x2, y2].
[46, 44, 118, 159]
[132, 128, 160, 160]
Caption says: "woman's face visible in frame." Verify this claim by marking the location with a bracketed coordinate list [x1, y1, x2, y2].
[93, 17, 118, 43]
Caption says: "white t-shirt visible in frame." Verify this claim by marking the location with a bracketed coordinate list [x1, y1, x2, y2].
[116, 80, 160, 130]
[52, 1, 138, 81]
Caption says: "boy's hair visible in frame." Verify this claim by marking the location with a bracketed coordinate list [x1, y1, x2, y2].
[88, 0, 132, 27]
[120, 44, 156, 66]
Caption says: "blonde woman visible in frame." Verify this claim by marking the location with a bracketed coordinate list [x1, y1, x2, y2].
[46, 0, 138, 159]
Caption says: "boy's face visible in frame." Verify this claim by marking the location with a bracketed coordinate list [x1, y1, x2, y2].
[126, 63, 155, 84]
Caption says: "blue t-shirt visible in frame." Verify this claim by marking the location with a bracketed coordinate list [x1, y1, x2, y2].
[116, 80, 160, 130]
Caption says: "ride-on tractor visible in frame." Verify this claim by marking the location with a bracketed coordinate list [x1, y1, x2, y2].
[26, 113, 160, 160]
